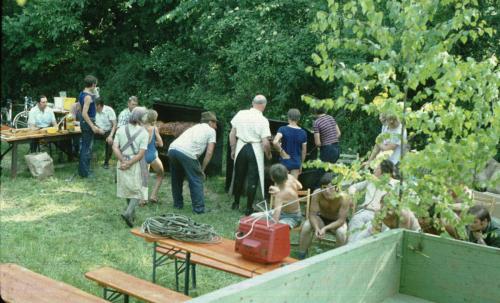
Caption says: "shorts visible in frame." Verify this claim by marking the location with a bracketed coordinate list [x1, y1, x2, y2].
[251, 211, 303, 229]
[279, 212, 303, 229]
[319, 214, 335, 226]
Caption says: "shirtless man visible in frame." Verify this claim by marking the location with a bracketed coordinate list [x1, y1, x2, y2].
[298, 173, 350, 259]
[270, 163, 302, 228]
[254, 163, 302, 228]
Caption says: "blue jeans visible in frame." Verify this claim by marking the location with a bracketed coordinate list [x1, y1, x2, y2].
[168, 149, 205, 213]
[320, 143, 340, 164]
[79, 119, 94, 177]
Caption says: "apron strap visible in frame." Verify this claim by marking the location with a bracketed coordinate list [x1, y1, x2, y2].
[121, 125, 148, 187]
[121, 125, 142, 154]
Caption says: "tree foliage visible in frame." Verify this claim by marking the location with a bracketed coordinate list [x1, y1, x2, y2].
[306, 0, 499, 236]
[2, 0, 382, 155]
[2, 0, 498, 165]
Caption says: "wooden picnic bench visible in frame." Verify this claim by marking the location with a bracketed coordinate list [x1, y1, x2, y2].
[85, 267, 190, 303]
[131, 228, 297, 295]
[0, 263, 107, 303]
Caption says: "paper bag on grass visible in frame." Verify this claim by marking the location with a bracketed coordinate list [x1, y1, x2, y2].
[25, 152, 54, 180]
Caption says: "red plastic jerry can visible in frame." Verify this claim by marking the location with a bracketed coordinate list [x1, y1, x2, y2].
[235, 216, 290, 263]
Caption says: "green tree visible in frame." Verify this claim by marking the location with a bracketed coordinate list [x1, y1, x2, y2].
[305, 0, 499, 236]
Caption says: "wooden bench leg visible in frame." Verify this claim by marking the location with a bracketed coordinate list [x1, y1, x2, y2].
[103, 287, 126, 302]
[174, 259, 179, 292]
[184, 252, 191, 296]
[152, 242, 173, 283]
[153, 242, 196, 295]
[191, 264, 197, 289]
[11, 142, 18, 178]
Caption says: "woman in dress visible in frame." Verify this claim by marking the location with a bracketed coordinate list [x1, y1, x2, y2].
[112, 107, 149, 227]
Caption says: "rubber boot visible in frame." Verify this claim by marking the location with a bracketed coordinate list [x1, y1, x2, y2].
[121, 198, 138, 227]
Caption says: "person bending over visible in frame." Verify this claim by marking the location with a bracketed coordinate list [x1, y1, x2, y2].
[298, 173, 350, 259]
[167, 111, 217, 214]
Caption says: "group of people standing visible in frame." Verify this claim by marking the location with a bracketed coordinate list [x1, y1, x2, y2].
[228, 95, 343, 215]
[76, 75, 218, 226]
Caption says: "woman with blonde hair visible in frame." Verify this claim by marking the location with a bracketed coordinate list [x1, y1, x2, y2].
[143, 109, 164, 204]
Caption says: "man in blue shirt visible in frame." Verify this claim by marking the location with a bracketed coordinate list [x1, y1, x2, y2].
[78, 75, 104, 177]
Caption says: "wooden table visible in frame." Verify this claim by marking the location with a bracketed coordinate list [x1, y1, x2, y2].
[0, 263, 108, 303]
[131, 228, 296, 296]
[1, 128, 81, 178]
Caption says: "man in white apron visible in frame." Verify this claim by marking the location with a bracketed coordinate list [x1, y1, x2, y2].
[229, 95, 272, 215]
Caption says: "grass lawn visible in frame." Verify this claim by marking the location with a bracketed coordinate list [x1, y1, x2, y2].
[0, 143, 330, 300]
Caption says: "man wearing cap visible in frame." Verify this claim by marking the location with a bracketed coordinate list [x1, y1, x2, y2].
[117, 96, 139, 128]
[167, 111, 218, 214]
[229, 95, 272, 215]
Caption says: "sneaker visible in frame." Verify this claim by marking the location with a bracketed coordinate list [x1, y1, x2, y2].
[103, 163, 109, 169]
[193, 209, 212, 215]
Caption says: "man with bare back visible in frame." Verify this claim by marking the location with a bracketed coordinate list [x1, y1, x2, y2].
[253, 163, 302, 229]
[298, 173, 350, 259]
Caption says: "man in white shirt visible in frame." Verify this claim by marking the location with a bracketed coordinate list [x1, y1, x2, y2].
[167, 111, 218, 214]
[347, 159, 399, 243]
[229, 95, 272, 215]
[117, 96, 138, 128]
[28, 95, 57, 152]
[95, 98, 117, 168]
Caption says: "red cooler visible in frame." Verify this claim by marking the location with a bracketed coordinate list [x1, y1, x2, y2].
[235, 216, 290, 263]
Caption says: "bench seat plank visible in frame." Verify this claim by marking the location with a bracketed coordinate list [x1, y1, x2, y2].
[85, 267, 190, 303]
[0, 263, 107, 303]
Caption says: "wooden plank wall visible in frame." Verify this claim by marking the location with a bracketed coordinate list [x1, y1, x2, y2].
[400, 231, 500, 303]
[188, 230, 404, 303]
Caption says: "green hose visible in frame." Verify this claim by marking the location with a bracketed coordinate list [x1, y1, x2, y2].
[141, 214, 221, 244]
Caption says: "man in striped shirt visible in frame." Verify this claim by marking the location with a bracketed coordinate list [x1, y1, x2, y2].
[313, 107, 341, 164]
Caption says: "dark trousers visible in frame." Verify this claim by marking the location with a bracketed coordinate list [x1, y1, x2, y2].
[168, 149, 205, 213]
[320, 143, 340, 164]
[78, 120, 94, 177]
[94, 130, 112, 165]
[233, 143, 259, 211]
[30, 140, 40, 153]
[72, 136, 80, 157]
